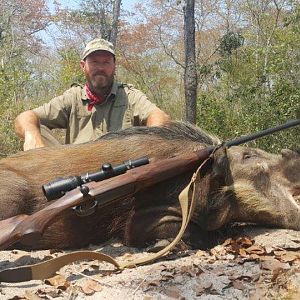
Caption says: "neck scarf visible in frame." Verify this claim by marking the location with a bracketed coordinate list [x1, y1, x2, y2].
[85, 84, 105, 111]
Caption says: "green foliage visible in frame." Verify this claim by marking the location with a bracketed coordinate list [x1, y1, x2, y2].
[197, 5, 300, 153]
[0, 40, 33, 155]
[57, 49, 85, 90]
[118, 53, 184, 120]
[197, 91, 299, 152]
[0, 0, 299, 157]
[219, 32, 244, 57]
[0, 100, 30, 156]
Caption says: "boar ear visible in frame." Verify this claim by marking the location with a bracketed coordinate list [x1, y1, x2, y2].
[281, 149, 299, 159]
[211, 146, 234, 185]
[192, 146, 234, 231]
[281, 149, 300, 159]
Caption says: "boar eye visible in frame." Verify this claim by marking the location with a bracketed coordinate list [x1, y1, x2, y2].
[243, 152, 256, 160]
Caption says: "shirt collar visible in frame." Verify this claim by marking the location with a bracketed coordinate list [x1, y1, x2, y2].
[81, 80, 118, 103]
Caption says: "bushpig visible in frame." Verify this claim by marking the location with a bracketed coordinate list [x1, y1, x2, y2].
[0, 121, 299, 249]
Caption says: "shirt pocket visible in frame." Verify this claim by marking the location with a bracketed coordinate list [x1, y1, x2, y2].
[108, 104, 132, 131]
[76, 102, 91, 118]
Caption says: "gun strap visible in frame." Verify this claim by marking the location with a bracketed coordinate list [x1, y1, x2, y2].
[0, 157, 210, 283]
[0, 251, 121, 283]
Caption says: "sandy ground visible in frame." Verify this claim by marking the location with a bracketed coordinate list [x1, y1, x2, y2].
[0, 226, 299, 300]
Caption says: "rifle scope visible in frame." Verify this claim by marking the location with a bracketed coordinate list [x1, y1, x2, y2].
[42, 156, 149, 201]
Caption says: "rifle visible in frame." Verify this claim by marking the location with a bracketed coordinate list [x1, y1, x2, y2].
[43, 156, 150, 201]
[0, 118, 299, 250]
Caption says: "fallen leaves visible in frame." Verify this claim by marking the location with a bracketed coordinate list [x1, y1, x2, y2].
[260, 257, 289, 272]
[1, 230, 299, 300]
[274, 250, 300, 263]
[44, 272, 104, 296]
[164, 286, 183, 299]
[76, 279, 102, 295]
[213, 236, 300, 266]
[195, 274, 232, 296]
[129, 235, 299, 298]
[45, 274, 70, 290]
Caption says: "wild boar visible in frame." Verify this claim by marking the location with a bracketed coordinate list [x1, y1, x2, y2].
[0, 121, 299, 249]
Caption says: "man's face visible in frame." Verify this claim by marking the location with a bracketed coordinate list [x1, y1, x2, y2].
[80, 51, 116, 92]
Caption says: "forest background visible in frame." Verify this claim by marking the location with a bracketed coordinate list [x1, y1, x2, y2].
[0, 0, 299, 156]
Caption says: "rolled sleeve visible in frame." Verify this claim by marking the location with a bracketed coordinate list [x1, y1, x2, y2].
[33, 89, 74, 129]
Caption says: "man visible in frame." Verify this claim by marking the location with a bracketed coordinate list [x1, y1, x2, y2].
[15, 38, 170, 151]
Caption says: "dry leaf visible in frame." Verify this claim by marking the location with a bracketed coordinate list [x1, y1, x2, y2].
[245, 245, 265, 255]
[236, 237, 253, 247]
[78, 279, 102, 296]
[45, 274, 70, 290]
[277, 252, 299, 263]
[229, 241, 241, 254]
[180, 265, 199, 277]
[148, 280, 161, 287]
[273, 250, 286, 256]
[232, 280, 246, 290]
[164, 286, 183, 299]
[210, 245, 226, 256]
[238, 248, 248, 257]
[160, 267, 176, 281]
[161, 274, 175, 281]
[260, 258, 284, 271]
[194, 282, 213, 296]
[194, 266, 205, 276]
[36, 288, 63, 298]
[248, 254, 260, 261]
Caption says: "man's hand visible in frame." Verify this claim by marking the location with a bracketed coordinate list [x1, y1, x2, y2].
[23, 130, 45, 151]
[146, 108, 171, 127]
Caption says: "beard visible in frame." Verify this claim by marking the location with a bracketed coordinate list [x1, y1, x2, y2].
[87, 72, 114, 94]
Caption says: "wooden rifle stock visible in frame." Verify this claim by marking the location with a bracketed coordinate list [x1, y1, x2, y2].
[0, 146, 213, 249]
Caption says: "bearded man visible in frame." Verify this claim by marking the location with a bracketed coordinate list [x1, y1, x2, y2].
[15, 38, 170, 151]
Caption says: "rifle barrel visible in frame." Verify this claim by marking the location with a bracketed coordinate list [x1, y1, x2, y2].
[225, 119, 300, 148]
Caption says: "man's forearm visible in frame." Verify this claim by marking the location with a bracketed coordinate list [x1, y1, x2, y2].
[15, 111, 45, 150]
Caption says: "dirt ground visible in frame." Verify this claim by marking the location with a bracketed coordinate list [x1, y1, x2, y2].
[0, 226, 299, 300]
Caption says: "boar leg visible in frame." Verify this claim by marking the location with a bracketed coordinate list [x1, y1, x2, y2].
[123, 205, 218, 249]
[124, 205, 183, 247]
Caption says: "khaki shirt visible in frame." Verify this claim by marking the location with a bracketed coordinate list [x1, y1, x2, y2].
[33, 81, 158, 144]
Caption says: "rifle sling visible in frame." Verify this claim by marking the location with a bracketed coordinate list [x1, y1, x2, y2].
[0, 157, 210, 283]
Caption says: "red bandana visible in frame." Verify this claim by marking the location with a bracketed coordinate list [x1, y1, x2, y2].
[85, 84, 105, 111]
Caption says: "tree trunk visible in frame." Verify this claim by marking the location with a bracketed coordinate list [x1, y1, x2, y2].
[183, 0, 197, 124]
[110, 0, 122, 47]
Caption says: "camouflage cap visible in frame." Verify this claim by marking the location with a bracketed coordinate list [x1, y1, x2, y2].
[81, 38, 115, 60]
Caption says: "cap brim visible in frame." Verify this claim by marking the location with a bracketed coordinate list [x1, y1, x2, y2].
[82, 48, 115, 60]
